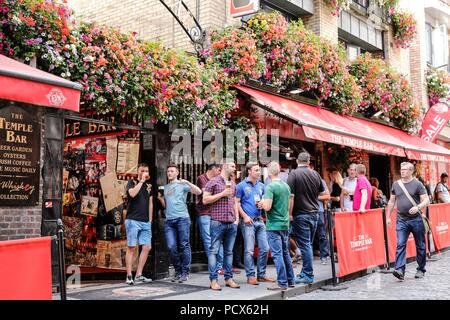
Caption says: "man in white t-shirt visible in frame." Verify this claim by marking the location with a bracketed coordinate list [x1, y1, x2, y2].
[436, 172, 450, 203]
[340, 163, 357, 212]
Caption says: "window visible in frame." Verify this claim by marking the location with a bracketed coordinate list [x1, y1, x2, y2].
[425, 23, 432, 65]
[353, 0, 369, 8]
[347, 44, 361, 61]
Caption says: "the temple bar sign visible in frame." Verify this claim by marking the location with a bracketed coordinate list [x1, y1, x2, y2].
[0, 102, 41, 206]
[230, 0, 259, 17]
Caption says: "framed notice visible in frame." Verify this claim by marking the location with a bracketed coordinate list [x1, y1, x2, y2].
[116, 138, 140, 175]
[81, 196, 99, 216]
[100, 172, 124, 212]
[0, 102, 41, 206]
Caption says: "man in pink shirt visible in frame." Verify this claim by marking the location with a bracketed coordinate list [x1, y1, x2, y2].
[352, 164, 372, 213]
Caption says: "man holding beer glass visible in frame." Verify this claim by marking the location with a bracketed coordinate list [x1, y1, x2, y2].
[236, 162, 274, 285]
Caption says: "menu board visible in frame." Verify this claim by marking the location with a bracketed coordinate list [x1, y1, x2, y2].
[0, 103, 41, 206]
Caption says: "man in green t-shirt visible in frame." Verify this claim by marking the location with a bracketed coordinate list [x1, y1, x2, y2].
[262, 161, 295, 291]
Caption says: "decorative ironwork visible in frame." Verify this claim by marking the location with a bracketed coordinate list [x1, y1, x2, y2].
[158, 0, 207, 54]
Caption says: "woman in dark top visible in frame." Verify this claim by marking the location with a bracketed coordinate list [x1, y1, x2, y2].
[330, 170, 343, 211]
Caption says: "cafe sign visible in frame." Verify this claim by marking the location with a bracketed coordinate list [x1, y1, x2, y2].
[0, 103, 41, 206]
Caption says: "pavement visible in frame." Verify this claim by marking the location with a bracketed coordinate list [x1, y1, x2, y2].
[292, 249, 450, 300]
[55, 256, 335, 300]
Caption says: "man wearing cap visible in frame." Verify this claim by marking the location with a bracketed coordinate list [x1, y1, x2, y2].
[287, 151, 325, 284]
[435, 173, 450, 203]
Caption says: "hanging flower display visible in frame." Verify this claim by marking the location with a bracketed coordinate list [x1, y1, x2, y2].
[426, 67, 450, 106]
[203, 27, 265, 85]
[323, 0, 351, 16]
[0, 0, 75, 61]
[389, 8, 417, 49]
[245, 11, 288, 48]
[318, 41, 361, 114]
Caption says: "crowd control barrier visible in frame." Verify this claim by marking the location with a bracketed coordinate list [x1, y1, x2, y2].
[326, 203, 449, 286]
[0, 219, 66, 300]
[428, 203, 450, 251]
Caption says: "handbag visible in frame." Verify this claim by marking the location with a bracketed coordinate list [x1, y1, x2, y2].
[397, 179, 431, 234]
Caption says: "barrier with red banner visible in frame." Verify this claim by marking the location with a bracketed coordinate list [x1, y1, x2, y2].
[428, 203, 450, 251]
[387, 210, 428, 262]
[335, 209, 386, 277]
[0, 237, 52, 300]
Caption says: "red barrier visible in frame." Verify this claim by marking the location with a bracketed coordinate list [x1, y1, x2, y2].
[428, 203, 450, 251]
[0, 237, 52, 300]
[387, 210, 429, 262]
[335, 209, 386, 277]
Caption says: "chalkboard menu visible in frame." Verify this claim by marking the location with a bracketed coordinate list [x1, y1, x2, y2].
[0, 102, 41, 206]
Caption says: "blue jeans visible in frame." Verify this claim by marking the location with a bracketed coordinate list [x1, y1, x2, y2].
[267, 230, 295, 288]
[208, 220, 237, 281]
[241, 219, 269, 278]
[164, 217, 192, 276]
[291, 212, 319, 278]
[317, 211, 329, 259]
[197, 215, 223, 269]
[394, 215, 426, 274]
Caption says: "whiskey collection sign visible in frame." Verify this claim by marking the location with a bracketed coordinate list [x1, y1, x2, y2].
[0, 102, 41, 206]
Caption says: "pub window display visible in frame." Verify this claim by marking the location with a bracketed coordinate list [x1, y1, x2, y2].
[62, 133, 139, 270]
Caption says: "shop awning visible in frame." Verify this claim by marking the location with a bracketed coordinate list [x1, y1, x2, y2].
[0, 54, 81, 111]
[237, 85, 450, 163]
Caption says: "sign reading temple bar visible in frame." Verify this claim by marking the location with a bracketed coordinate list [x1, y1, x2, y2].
[0, 102, 41, 206]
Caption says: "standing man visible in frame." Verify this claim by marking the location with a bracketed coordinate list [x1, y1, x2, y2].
[352, 164, 372, 213]
[262, 161, 296, 291]
[158, 164, 202, 283]
[435, 173, 450, 203]
[340, 163, 357, 212]
[203, 159, 240, 290]
[196, 163, 224, 274]
[125, 163, 153, 285]
[386, 162, 430, 280]
[287, 152, 325, 284]
[236, 162, 274, 285]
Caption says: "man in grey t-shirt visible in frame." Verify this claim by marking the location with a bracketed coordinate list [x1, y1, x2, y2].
[386, 162, 430, 281]
[435, 173, 450, 203]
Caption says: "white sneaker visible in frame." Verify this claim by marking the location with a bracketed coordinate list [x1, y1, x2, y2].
[135, 275, 152, 283]
[126, 275, 134, 285]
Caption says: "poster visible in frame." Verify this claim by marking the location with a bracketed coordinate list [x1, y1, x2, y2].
[116, 138, 140, 175]
[81, 196, 99, 216]
[0, 102, 41, 206]
[100, 172, 124, 212]
[106, 137, 118, 173]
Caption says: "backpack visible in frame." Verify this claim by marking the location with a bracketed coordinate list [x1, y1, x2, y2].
[433, 182, 449, 203]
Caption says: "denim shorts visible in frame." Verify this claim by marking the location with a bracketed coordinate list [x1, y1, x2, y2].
[125, 219, 152, 247]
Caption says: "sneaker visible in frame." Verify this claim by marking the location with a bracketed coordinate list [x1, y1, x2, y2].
[294, 273, 314, 284]
[171, 274, 181, 282]
[247, 277, 259, 285]
[257, 275, 276, 282]
[320, 257, 328, 265]
[393, 269, 405, 281]
[126, 275, 134, 285]
[267, 284, 287, 291]
[179, 274, 189, 283]
[134, 275, 152, 283]
[415, 270, 425, 279]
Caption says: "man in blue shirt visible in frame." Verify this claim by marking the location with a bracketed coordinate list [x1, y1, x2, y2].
[158, 164, 202, 283]
[235, 162, 275, 285]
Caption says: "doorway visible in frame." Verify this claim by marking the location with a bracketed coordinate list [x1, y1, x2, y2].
[369, 154, 390, 196]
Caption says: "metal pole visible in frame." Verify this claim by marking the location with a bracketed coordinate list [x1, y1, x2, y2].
[426, 206, 439, 261]
[321, 209, 348, 291]
[57, 219, 67, 300]
[379, 207, 393, 273]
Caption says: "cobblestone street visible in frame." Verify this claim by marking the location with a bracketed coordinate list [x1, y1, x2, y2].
[293, 250, 450, 300]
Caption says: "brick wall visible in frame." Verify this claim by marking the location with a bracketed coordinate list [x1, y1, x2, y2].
[68, 0, 240, 52]
[303, 0, 338, 44]
[0, 114, 45, 241]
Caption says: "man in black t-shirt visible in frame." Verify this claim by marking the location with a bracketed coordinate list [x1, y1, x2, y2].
[287, 152, 325, 284]
[386, 162, 430, 281]
[124, 163, 154, 285]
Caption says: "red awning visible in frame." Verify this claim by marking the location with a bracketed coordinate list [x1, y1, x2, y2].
[237, 85, 450, 163]
[0, 54, 81, 111]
